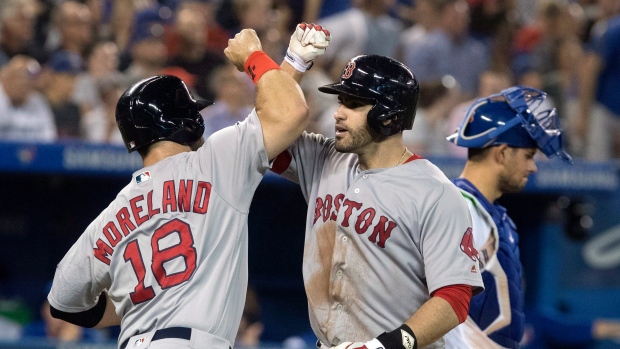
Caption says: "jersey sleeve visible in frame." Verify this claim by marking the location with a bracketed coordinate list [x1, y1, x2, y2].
[48, 222, 110, 313]
[461, 193, 498, 271]
[420, 184, 484, 295]
[273, 132, 330, 200]
[194, 109, 271, 208]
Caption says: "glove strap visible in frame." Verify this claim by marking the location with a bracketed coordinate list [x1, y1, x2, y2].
[285, 48, 313, 72]
[376, 324, 418, 349]
[245, 51, 281, 84]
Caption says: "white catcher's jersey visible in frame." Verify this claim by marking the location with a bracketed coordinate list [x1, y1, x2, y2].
[48, 110, 270, 348]
[444, 191, 509, 349]
[275, 133, 485, 349]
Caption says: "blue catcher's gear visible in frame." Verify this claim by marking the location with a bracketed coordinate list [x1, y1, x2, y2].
[318, 55, 419, 136]
[116, 75, 213, 153]
[447, 86, 573, 163]
[453, 178, 525, 349]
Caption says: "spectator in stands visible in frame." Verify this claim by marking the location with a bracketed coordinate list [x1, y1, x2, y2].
[43, 50, 83, 139]
[402, 78, 460, 156]
[0, 55, 56, 142]
[108, 0, 152, 53]
[402, 0, 489, 100]
[0, 0, 47, 67]
[302, 0, 352, 23]
[80, 73, 124, 144]
[232, 0, 289, 60]
[318, 0, 403, 81]
[203, 63, 254, 137]
[46, 1, 94, 60]
[466, 0, 519, 71]
[573, 0, 620, 160]
[173, 0, 234, 53]
[167, 6, 227, 100]
[446, 69, 514, 158]
[122, 5, 173, 88]
[397, 0, 442, 63]
[73, 40, 121, 116]
[515, 1, 585, 133]
[299, 69, 339, 137]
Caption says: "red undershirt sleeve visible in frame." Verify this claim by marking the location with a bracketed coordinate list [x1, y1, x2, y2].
[430, 284, 473, 323]
[271, 150, 292, 174]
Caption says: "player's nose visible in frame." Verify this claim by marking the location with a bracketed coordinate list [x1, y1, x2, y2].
[529, 160, 538, 173]
[334, 105, 346, 121]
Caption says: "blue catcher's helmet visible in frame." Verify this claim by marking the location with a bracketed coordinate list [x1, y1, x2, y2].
[318, 55, 419, 136]
[447, 86, 573, 163]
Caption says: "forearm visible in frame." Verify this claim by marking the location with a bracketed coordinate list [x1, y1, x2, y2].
[254, 67, 309, 159]
[94, 292, 121, 328]
[404, 296, 460, 347]
[50, 291, 120, 328]
[281, 61, 304, 84]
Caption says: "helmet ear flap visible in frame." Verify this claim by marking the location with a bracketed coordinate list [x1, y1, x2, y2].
[367, 103, 405, 136]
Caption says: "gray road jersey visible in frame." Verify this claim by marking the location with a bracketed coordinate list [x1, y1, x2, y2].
[278, 132, 484, 349]
[48, 110, 269, 348]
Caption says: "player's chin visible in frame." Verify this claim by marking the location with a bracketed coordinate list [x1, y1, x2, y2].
[516, 178, 528, 191]
[334, 139, 351, 153]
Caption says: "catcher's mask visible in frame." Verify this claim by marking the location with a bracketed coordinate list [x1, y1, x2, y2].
[447, 85, 573, 163]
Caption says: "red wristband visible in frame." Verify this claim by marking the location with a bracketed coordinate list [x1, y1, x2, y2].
[244, 51, 281, 84]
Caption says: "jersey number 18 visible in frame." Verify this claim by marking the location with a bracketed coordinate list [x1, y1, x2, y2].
[123, 218, 197, 304]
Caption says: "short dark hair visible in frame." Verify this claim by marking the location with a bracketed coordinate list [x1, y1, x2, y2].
[468, 147, 494, 162]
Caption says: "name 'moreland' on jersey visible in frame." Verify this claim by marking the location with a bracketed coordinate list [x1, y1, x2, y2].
[94, 177, 213, 265]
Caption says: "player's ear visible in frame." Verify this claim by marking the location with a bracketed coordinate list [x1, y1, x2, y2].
[493, 144, 509, 165]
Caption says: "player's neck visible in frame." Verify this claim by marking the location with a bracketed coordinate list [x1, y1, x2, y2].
[357, 139, 411, 171]
[460, 162, 503, 203]
[142, 142, 191, 167]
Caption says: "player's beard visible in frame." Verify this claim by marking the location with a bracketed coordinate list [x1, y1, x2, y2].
[497, 168, 528, 194]
[335, 123, 383, 153]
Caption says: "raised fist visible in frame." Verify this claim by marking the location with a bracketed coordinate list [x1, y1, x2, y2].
[224, 29, 263, 72]
[285, 22, 331, 72]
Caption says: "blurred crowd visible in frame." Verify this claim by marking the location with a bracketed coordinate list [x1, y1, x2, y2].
[1, 0, 620, 161]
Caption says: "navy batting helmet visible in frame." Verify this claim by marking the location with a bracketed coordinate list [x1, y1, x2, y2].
[318, 55, 419, 136]
[447, 85, 573, 163]
[116, 75, 213, 153]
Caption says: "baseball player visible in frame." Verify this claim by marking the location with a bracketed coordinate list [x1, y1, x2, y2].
[47, 24, 331, 349]
[272, 55, 485, 349]
[443, 86, 573, 349]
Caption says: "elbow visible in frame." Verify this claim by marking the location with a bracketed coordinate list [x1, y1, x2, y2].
[297, 104, 310, 126]
[288, 102, 310, 133]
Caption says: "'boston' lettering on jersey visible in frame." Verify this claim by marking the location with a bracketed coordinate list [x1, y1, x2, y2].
[93, 179, 212, 265]
[313, 193, 397, 248]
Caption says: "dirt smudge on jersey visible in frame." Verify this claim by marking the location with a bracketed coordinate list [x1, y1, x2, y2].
[305, 220, 336, 306]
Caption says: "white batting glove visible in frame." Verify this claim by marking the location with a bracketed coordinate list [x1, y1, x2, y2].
[331, 339, 383, 349]
[329, 326, 417, 349]
[285, 22, 331, 72]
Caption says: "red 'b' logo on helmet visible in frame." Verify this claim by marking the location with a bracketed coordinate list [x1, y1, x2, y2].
[342, 62, 356, 79]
